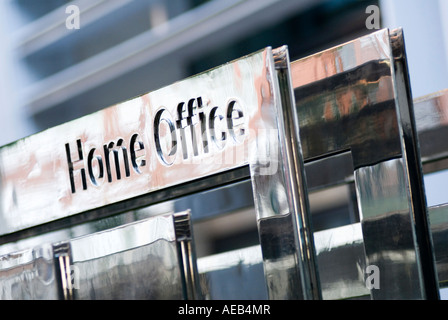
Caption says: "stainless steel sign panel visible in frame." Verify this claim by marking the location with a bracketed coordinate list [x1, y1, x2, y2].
[198, 245, 268, 300]
[291, 28, 439, 299]
[0, 48, 271, 235]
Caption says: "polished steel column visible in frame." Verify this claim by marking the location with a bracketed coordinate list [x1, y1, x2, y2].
[389, 28, 439, 299]
[245, 45, 321, 300]
[274, 46, 320, 299]
[53, 242, 74, 300]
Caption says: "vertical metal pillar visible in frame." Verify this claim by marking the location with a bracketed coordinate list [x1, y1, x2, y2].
[250, 46, 321, 300]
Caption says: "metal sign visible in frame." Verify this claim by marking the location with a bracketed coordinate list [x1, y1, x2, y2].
[0, 46, 319, 300]
[0, 48, 273, 235]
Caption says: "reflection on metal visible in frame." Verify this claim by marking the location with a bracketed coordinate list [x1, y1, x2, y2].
[198, 245, 268, 300]
[195, 195, 448, 300]
[0, 211, 201, 300]
[0, 244, 59, 299]
[305, 151, 354, 191]
[314, 223, 369, 300]
[197, 224, 369, 300]
[355, 159, 423, 298]
[273, 46, 320, 299]
[55, 211, 200, 300]
[53, 242, 73, 300]
[0, 47, 267, 235]
[291, 28, 439, 299]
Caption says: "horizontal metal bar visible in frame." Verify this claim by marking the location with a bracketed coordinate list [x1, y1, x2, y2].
[0, 166, 250, 246]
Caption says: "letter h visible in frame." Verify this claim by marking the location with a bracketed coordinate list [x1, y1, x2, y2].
[65, 139, 87, 193]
